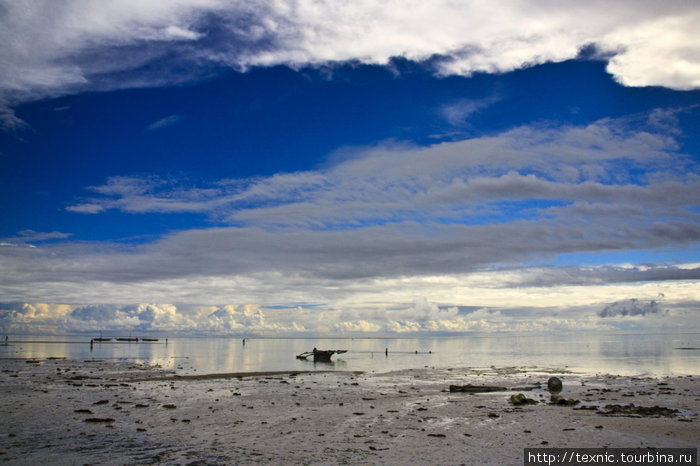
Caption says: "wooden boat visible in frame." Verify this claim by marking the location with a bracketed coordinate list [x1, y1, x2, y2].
[116, 337, 138, 342]
[296, 349, 347, 362]
[141, 338, 159, 342]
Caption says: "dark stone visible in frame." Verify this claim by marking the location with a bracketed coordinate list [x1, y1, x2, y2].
[547, 377, 563, 393]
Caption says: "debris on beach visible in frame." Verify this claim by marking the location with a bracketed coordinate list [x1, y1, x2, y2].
[549, 395, 579, 406]
[448, 384, 506, 393]
[509, 393, 538, 405]
[600, 403, 679, 417]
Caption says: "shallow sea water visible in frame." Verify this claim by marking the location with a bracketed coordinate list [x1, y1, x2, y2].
[1, 332, 698, 377]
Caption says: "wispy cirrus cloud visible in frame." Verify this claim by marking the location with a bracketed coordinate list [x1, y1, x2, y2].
[0, 110, 688, 312]
[440, 95, 501, 126]
[0, 229, 73, 246]
[1, 0, 699, 129]
[146, 114, 184, 131]
[66, 111, 700, 232]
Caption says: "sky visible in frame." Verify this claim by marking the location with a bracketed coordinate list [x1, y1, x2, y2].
[1, 0, 699, 336]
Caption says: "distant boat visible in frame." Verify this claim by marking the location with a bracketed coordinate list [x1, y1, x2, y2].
[141, 338, 159, 342]
[93, 332, 111, 342]
[116, 337, 138, 342]
[296, 348, 347, 363]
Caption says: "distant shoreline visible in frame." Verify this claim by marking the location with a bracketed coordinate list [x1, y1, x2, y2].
[129, 369, 365, 382]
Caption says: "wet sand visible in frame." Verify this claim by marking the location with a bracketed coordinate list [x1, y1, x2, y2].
[0, 359, 697, 465]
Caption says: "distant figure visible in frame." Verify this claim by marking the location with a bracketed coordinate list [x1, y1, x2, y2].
[90, 339, 94, 351]
[242, 338, 246, 346]
[415, 350, 418, 354]
[165, 338, 168, 345]
[4, 336, 8, 346]
[385, 348, 388, 356]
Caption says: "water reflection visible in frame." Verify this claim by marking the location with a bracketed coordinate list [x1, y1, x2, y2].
[0, 333, 697, 376]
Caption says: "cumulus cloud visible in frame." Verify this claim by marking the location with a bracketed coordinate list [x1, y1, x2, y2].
[1, 0, 699, 128]
[1, 278, 696, 336]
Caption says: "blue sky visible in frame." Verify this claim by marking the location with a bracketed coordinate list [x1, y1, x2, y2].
[1, 0, 699, 336]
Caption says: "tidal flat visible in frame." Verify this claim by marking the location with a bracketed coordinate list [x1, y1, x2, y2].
[0, 359, 697, 465]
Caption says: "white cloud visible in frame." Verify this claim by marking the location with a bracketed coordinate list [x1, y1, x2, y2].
[1, 0, 699, 128]
[605, 15, 700, 90]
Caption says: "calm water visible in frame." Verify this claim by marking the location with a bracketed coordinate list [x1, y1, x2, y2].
[1, 332, 698, 377]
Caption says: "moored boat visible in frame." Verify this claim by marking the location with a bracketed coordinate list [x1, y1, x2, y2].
[296, 348, 347, 362]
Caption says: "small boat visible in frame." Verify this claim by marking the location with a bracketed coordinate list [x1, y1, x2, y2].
[296, 348, 347, 363]
[141, 338, 159, 342]
[116, 337, 138, 342]
[93, 332, 111, 342]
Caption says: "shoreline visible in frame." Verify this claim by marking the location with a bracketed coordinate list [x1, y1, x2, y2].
[1, 358, 697, 464]
[128, 369, 366, 382]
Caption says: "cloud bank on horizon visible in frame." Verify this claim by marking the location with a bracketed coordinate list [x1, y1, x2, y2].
[0, 296, 692, 337]
[0, 0, 699, 335]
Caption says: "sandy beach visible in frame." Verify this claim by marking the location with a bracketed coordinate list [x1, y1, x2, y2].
[0, 358, 697, 465]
